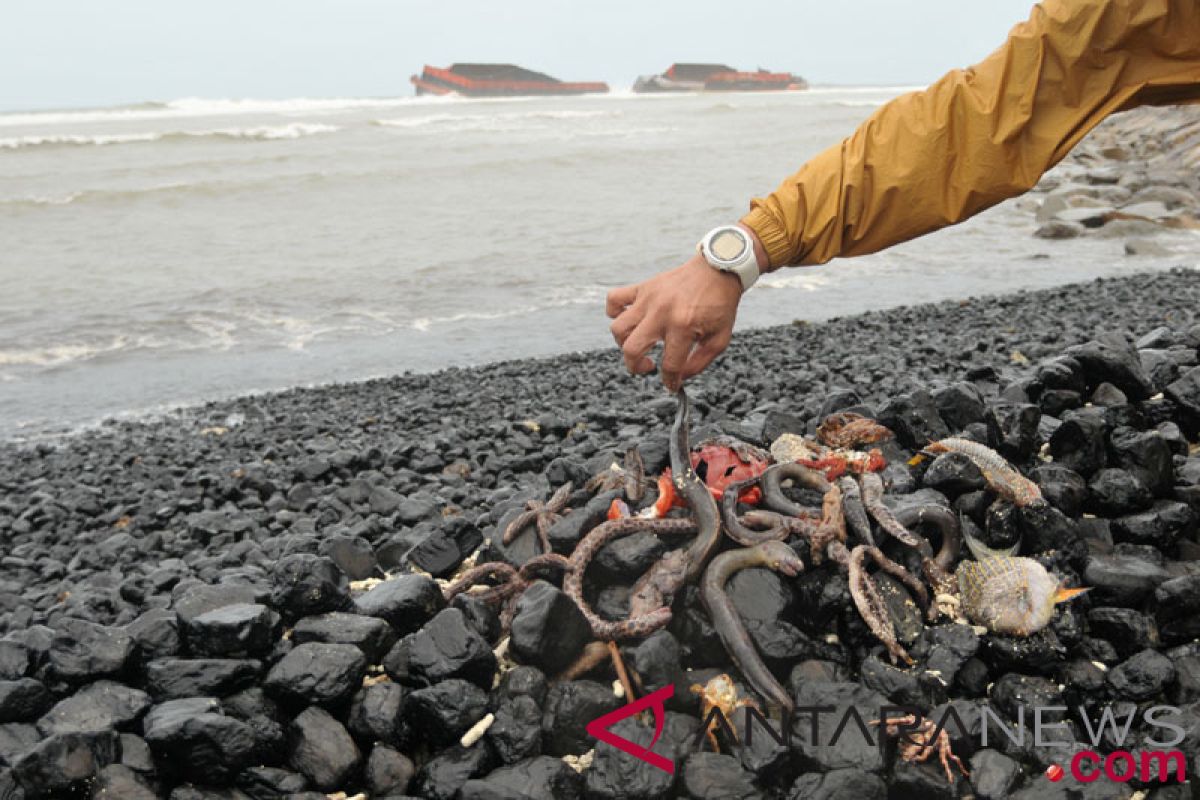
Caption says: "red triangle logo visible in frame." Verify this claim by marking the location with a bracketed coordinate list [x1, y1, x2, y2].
[585, 684, 676, 774]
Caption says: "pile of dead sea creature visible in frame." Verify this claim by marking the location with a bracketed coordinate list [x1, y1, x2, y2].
[450, 390, 1092, 787]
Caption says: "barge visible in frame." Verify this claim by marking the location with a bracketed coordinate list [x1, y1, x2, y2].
[411, 64, 609, 98]
[633, 63, 808, 93]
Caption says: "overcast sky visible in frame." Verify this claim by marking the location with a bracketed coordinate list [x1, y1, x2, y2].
[4, 0, 1039, 111]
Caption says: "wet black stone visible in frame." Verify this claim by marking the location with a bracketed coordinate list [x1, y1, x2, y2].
[185, 603, 281, 659]
[990, 673, 1065, 722]
[143, 699, 257, 785]
[541, 680, 621, 757]
[980, 628, 1068, 675]
[624, 630, 687, 698]
[353, 574, 445, 636]
[1165, 365, 1200, 437]
[1169, 652, 1200, 704]
[1107, 648, 1175, 701]
[592, 533, 668, 581]
[1048, 411, 1108, 477]
[681, 751, 758, 799]
[859, 656, 927, 707]
[263, 643, 366, 707]
[987, 402, 1041, 461]
[0, 682, 49, 725]
[890, 757, 957, 800]
[236, 765, 310, 798]
[487, 695, 542, 764]
[933, 382, 987, 433]
[967, 748, 1022, 800]
[1083, 554, 1169, 606]
[46, 619, 134, 685]
[0, 645, 28, 682]
[922, 452, 984, 495]
[36, 680, 149, 736]
[1086, 607, 1158, 658]
[471, 756, 582, 800]
[546, 491, 621, 555]
[291, 612, 396, 663]
[125, 609, 182, 660]
[1017, 504, 1084, 562]
[347, 681, 404, 745]
[173, 583, 262, 627]
[144, 659, 261, 700]
[787, 768, 886, 800]
[11, 730, 118, 797]
[508, 582, 590, 675]
[1111, 500, 1196, 551]
[913, 623, 980, 689]
[1039, 389, 1082, 417]
[1109, 427, 1174, 497]
[385, 607, 495, 690]
[876, 389, 950, 450]
[1036, 356, 1087, 393]
[401, 679, 489, 749]
[982, 500, 1022, 553]
[92, 763, 158, 799]
[954, 657, 989, 696]
[320, 535, 381, 581]
[1086, 469, 1152, 516]
[0, 724, 41, 769]
[270, 554, 350, 621]
[583, 713, 694, 800]
[492, 665, 548, 709]
[365, 745, 415, 797]
[1065, 332, 1154, 400]
[414, 744, 493, 800]
[287, 706, 361, 792]
[790, 683, 888, 773]
[1156, 574, 1200, 643]
[409, 520, 483, 579]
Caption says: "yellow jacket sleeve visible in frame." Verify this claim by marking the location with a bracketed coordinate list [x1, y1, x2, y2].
[742, 0, 1200, 269]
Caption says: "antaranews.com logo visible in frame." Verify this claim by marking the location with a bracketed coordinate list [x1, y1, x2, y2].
[587, 685, 1189, 784]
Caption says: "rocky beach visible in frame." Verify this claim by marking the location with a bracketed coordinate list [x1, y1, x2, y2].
[3, 264, 1200, 798]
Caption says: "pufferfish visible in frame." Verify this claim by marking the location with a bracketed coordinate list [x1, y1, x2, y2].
[956, 556, 1089, 636]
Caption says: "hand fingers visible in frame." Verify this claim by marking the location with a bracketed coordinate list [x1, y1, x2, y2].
[609, 305, 644, 348]
[606, 285, 638, 318]
[659, 328, 694, 393]
[682, 330, 732, 380]
[621, 320, 661, 375]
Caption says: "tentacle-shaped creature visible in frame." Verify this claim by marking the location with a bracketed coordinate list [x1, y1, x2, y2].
[720, 477, 800, 546]
[893, 503, 963, 622]
[443, 551, 574, 636]
[673, 390, 725, 582]
[848, 544, 930, 665]
[502, 482, 574, 552]
[701, 541, 804, 712]
[837, 476, 874, 547]
[856, 472, 922, 548]
[760, 462, 829, 518]
[921, 438, 1046, 508]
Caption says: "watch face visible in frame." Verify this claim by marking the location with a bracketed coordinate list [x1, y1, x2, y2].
[710, 229, 747, 263]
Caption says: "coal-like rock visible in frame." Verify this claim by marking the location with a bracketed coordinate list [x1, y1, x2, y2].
[1086, 607, 1158, 658]
[291, 612, 396, 663]
[287, 706, 361, 792]
[365, 744, 415, 797]
[787, 768, 887, 800]
[347, 682, 404, 746]
[143, 699, 257, 784]
[876, 390, 950, 450]
[1086, 469, 1152, 516]
[0, 681, 49, 725]
[1048, 411, 1107, 477]
[11, 730, 119, 796]
[922, 452, 985, 495]
[124, 609, 182, 660]
[508, 582, 591, 675]
[682, 751, 759, 799]
[1083, 554, 1169, 606]
[401, 679, 489, 749]
[541, 680, 621, 757]
[471, 756, 582, 800]
[1107, 648, 1175, 701]
[270, 554, 350, 621]
[263, 642, 366, 707]
[185, 604, 281, 659]
[1066, 332, 1154, 400]
[353, 574, 444, 636]
[92, 763, 158, 799]
[1111, 500, 1196, 550]
[968, 748, 1022, 800]
[36, 680, 149, 736]
[144, 658, 260, 700]
[46, 620, 134, 685]
[414, 744, 493, 800]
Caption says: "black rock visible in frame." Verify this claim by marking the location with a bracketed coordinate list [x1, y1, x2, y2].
[1083, 554, 1169, 606]
[1165, 365, 1200, 437]
[270, 554, 350, 621]
[11, 730, 118, 796]
[592, 533, 668, 581]
[922, 452, 985, 496]
[471, 756, 582, 800]
[982, 500, 1022, 553]
[124, 609, 182, 660]
[932, 382, 987, 433]
[185, 604, 281, 659]
[546, 491, 621, 555]
[876, 390, 950, 450]
[263, 643, 366, 707]
[236, 765, 310, 798]
[1156, 574, 1200, 643]
[348, 681, 404, 745]
[541, 680, 621, 757]
[787, 768, 886, 800]
[1048, 411, 1108, 477]
[143, 698, 257, 784]
[624, 630, 687, 698]
[401, 679, 489, 749]
[1109, 427, 1174, 497]
[144, 658, 260, 699]
[0, 682, 49, 725]
[1086, 607, 1158, 658]
[353, 574, 445, 636]
[508, 582, 591, 675]
[364, 744, 415, 797]
[1111, 500, 1196, 550]
[980, 628, 1068, 675]
[1106, 648, 1175, 701]
[291, 612, 397, 663]
[1065, 332, 1154, 400]
[287, 706, 361, 792]
[986, 402, 1041, 461]
[320, 535, 381, 581]
[173, 584, 262, 629]
[385, 607, 495, 689]
[414, 744, 493, 800]
[889, 757, 957, 800]
[681, 751, 758, 799]
[92, 763, 158, 799]
[859, 656, 926, 707]
[36, 680, 150, 736]
[1086, 469, 1152, 516]
[790, 683, 889, 773]
[46, 620, 134, 685]
[967, 748, 1022, 800]
[487, 695, 542, 764]
[913, 624, 980, 689]
[0, 645, 28, 683]
[583, 713, 693, 800]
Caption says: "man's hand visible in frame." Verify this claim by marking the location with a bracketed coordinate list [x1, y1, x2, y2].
[605, 254, 742, 393]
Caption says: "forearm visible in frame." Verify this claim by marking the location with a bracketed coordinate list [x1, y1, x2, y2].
[742, 0, 1200, 269]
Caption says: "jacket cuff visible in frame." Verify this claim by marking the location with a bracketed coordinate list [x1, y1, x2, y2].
[740, 206, 793, 270]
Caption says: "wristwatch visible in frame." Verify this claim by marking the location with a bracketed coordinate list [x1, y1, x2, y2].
[698, 225, 761, 291]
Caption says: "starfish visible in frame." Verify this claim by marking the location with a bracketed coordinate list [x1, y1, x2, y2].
[502, 482, 573, 553]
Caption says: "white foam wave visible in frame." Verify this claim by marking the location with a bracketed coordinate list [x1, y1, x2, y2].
[0, 338, 139, 367]
[374, 109, 615, 131]
[0, 122, 339, 151]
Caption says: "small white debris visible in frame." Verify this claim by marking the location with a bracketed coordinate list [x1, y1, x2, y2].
[563, 750, 594, 773]
[823, 633, 841, 645]
[1151, 393, 1164, 401]
[1091, 660, 1108, 672]
[612, 680, 625, 699]
[460, 713, 495, 748]
[924, 669, 949, 686]
[971, 625, 989, 637]
[349, 577, 384, 592]
[1038, 442, 1053, 462]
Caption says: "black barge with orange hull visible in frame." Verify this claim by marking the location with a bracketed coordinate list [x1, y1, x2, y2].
[411, 64, 609, 97]
[633, 63, 808, 93]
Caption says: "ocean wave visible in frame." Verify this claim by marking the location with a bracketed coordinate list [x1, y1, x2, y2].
[373, 109, 617, 131]
[0, 97, 435, 127]
[0, 122, 339, 151]
[0, 337, 148, 368]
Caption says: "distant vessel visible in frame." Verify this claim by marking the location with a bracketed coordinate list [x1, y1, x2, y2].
[411, 64, 610, 97]
[633, 63, 808, 93]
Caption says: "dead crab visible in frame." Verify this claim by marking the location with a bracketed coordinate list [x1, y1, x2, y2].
[690, 673, 760, 753]
[871, 714, 969, 784]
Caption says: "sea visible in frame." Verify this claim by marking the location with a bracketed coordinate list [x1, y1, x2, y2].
[1, 88, 1196, 441]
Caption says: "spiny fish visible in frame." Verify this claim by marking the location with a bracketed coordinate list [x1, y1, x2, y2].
[955, 556, 1088, 636]
[909, 437, 1046, 508]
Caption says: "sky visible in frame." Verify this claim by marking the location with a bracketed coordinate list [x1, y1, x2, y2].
[3, 0, 1039, 111]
